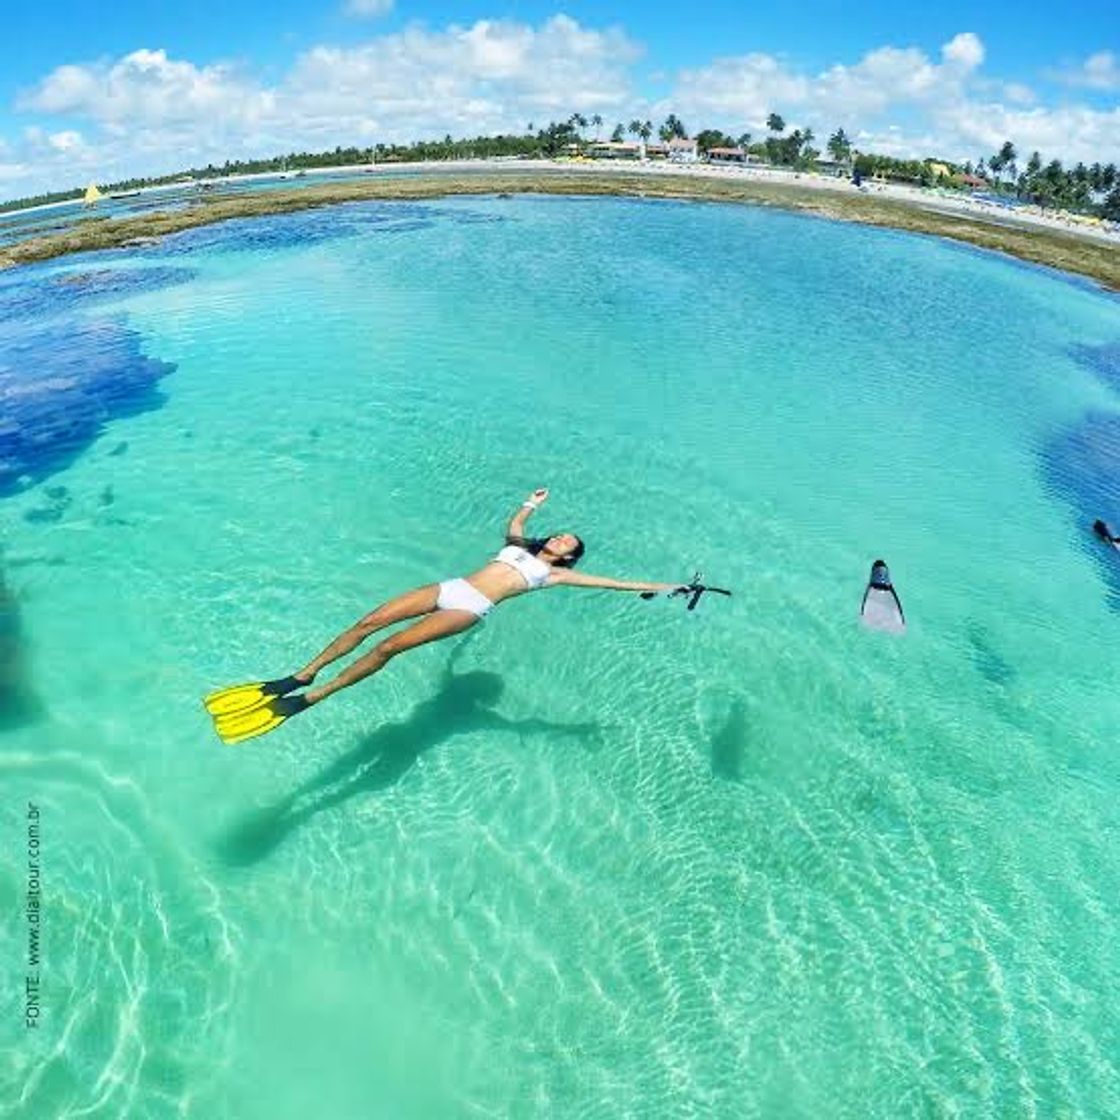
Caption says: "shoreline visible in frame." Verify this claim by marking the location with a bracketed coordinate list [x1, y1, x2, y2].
[1, 162, 1117, 292]
[0, 162, 382, 219]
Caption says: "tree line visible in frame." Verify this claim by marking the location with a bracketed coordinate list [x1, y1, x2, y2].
[3, 115, 1118, 220]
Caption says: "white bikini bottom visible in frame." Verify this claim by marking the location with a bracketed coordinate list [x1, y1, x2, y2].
[436, 578, 494, 619]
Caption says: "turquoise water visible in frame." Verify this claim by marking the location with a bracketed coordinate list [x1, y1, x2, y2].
[1, 195, 1119, 1117]
[0, 165, 522, 248]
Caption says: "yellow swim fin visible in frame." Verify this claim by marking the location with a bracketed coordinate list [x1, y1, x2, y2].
[212, 694, 311, 745]
[204, 674, 306, 717]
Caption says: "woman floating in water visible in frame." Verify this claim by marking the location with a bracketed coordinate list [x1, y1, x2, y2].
[206, 489, 689, 743]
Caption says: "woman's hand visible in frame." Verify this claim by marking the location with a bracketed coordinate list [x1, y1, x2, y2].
[639, 582, 688, 599]
[524, 488, 549, 509]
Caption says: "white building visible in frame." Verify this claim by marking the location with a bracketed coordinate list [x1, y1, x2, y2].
[667, 138, 699, 164]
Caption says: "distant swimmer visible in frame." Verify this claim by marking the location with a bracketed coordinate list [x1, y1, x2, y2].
[1093, 520, 1120, 551]
[860, 559, 906, 634]
[204, 489, 706, 745]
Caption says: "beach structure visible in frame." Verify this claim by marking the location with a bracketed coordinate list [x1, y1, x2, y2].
[588, 140, 669, 161]
[588, 141, 642, 160]
[813, 156, 854, 179]
[668, 138, 699, 164]
[706, 147, 750, 165]
[82, 182, 103, 208]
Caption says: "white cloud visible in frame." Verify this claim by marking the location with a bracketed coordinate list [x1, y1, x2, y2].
[16, 17, 637, 157]
[933, 101, 1120, 166]
[669, 53, 809, 127]
[667, 34, 989, 136]
[20, 48, 270, 127]
[47, 130, 84, 152]
[284, 15, 640, 134]
[2, 22, 1118, 201]
[1050, 50, 1120, 92]
[941, 32, 984, 71]
[1002, 82, 1035, 106]
[344, 0, 394, 18]
[664, 33, 1120, 166]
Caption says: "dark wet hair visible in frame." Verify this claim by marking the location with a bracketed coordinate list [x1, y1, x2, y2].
[507, 533, 585, 567]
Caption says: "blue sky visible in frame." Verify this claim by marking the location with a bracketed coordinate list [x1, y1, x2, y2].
[2, 1, 1117, 199]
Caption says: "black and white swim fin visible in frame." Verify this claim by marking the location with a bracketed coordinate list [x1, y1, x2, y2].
[860, 560, 906, 634]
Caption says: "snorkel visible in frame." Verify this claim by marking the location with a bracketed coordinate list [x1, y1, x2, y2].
[641, 572, 732, 611]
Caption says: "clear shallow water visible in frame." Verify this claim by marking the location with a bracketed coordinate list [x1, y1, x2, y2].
[0, 165, 525, 249]
[1, 195, 1118, 1117]
[0, 170, 380, 248]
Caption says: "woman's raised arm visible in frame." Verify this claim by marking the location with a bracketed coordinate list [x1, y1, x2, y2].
[506, 487, 549, 542]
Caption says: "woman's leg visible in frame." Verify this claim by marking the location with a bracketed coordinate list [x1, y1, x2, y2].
[306, 609, 478, 704]
[296, 583, 441, 682]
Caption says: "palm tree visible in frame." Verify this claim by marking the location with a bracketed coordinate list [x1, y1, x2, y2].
[569, 114, 588, 152]
[628, 119, 644, 158]
[736, 132, 751, 151]
[989, 140, 1016, 189]
[659, 113, 686, 141]
[592, 114, 603, 141]
[827, 128, 852, 163]
[766, 113, 785, 134]
[1103, 184, 1120, 221]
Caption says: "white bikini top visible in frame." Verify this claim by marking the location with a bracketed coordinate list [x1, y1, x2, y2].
[494, 545, 552, 590]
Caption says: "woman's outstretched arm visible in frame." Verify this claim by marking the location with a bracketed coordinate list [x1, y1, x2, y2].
[549, 569, 681, 593]
[506, 487, 548, 542]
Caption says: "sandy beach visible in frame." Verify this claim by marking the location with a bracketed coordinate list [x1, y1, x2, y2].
[615, 159, 1120, 245]
[1, 159, 1117, 289]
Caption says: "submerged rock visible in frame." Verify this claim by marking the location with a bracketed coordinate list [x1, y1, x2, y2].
[0, 562, 43, 729]
[0, 319, 175, 497]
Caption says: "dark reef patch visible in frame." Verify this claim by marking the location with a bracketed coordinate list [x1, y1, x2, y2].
[1041, 341, 1120, 609]
[159, 201, 499, 257]
[0, 559, 43, 730]
[0, 264, 196, 327]
[0, 318, 176, 496]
